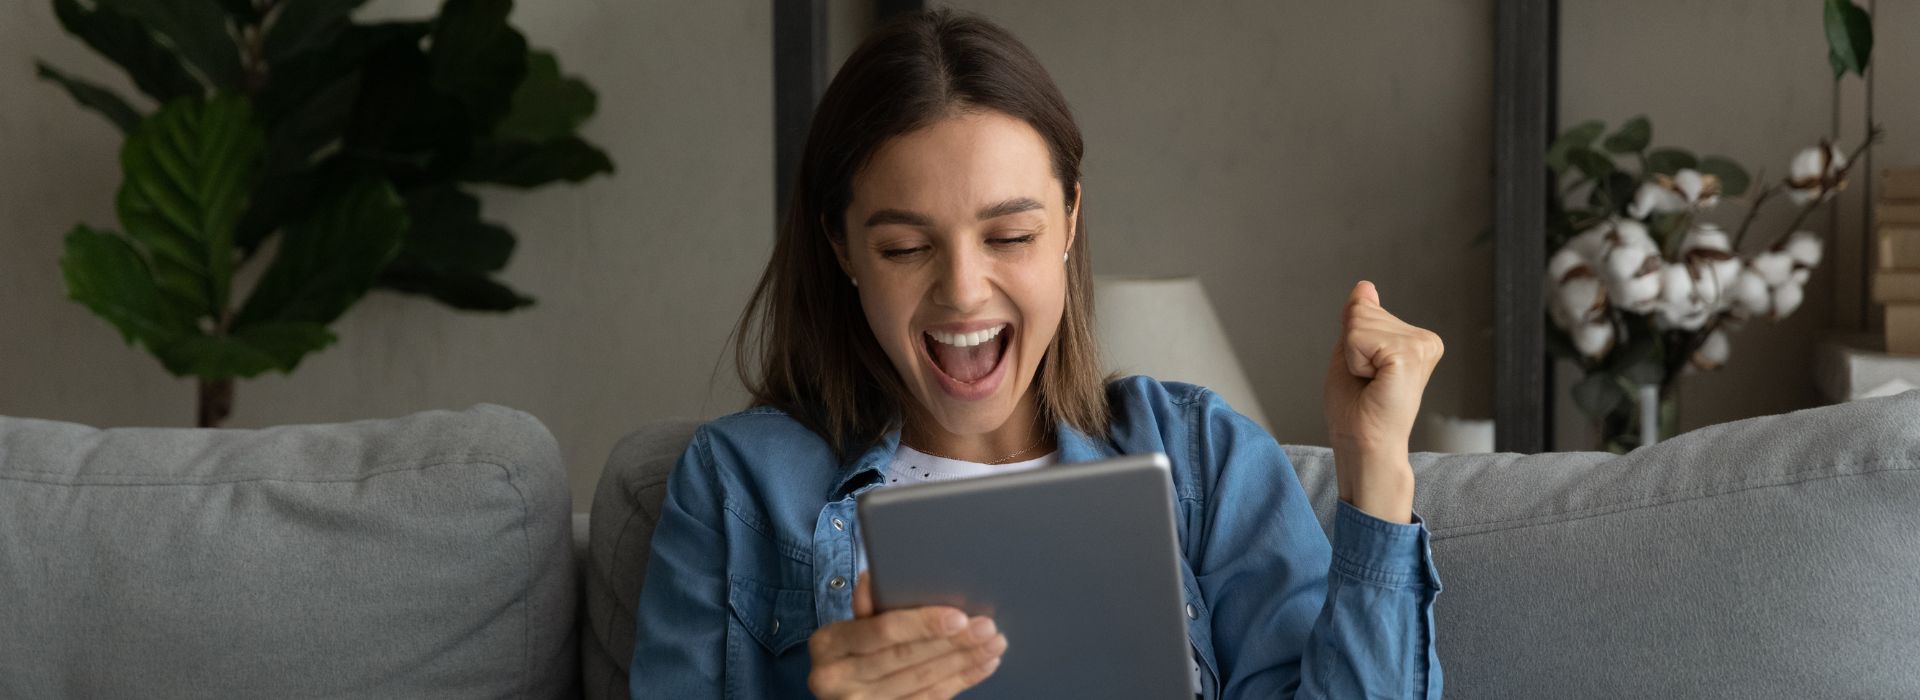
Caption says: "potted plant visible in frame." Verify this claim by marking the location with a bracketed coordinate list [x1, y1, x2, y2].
[34, 0, 612, 426]
[1544, 0, 1875, 451]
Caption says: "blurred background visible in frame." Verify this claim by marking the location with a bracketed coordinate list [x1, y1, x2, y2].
[1, 1, 1912, 508]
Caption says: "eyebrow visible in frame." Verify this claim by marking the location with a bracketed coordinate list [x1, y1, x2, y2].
[863, 197, 1046, 228]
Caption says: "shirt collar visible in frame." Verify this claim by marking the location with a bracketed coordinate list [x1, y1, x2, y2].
[826, 417, 1115, 500]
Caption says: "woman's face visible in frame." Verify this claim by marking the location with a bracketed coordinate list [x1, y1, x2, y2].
[837, 110, 1077, 441]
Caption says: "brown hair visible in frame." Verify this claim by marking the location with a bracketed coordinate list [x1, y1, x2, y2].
[734, 8, 1109, 459]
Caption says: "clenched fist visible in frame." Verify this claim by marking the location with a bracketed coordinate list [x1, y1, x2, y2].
[1321, 281, 1445, 524]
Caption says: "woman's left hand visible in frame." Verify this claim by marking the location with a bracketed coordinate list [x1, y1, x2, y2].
[1321, 280, 1445, 524]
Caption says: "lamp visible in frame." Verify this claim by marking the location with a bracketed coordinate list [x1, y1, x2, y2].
[1093, 276, 1270, 429]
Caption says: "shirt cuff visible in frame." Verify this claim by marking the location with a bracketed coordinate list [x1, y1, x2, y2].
[1330, 500, 1444, 591]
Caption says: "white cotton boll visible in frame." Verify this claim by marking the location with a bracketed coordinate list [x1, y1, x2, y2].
[1554, 271, 1606, 327]
[1693, 266, 1731, 310]
[1791, 268, 1810, 286]
[1608, 219, 1656, 251]
[1773, 281, 1805, 319]
[1658, 304, 1713, 332]
[1567, 226, 1609, 260]
[1680, 224, 1733, 254]
[1783, 231, 1823, 268]
[1691, 329, 1731, 370]
[1673, 169, 1720, 208]
[1789, 144, 1847, 181]
[1628, 182, 1684, 219]
[1603, 245, 1662, 312]
[1549, 247, 1587, 283]
[1751, 251, 1795, 287]
[1572, 320, 1616, 359]
[1658, 265, 1694, 309]
[1733, 269, 1772, 317]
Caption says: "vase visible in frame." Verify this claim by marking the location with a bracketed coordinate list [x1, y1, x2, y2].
[1599, 382, 1679, 453]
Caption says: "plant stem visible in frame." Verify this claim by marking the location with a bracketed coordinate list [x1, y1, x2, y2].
[198, 378, 234, 428]
[1729, 184, 1779, 253]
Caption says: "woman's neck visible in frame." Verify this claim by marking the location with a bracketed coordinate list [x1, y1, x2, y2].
[901, 398, 1055, 464]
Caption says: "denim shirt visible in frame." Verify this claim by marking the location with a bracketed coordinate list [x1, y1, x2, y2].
[630, 376, 1443, 698]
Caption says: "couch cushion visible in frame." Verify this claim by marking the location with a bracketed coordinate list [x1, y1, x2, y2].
[1286, 392, 1920, 698]
[593, 394, 1920, 698]
[0, 405, 577, 699]
[580, 418, 700, 700]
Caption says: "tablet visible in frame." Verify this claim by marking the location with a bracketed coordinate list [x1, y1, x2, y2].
[856, 452, 1194, 699]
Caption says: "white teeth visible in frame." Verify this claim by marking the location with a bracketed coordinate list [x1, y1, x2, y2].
[927, 324, 1006, 348]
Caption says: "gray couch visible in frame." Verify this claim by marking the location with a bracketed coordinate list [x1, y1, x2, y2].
[6, 394, 1920, 698]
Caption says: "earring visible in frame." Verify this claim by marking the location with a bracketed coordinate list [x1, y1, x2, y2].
[1063, 252, 1070, 264]
[850, 276, 859, 287]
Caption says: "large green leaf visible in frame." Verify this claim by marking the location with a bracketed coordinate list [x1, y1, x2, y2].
[115, 95, 264, 318]
[237, 177, 408, 325]
[264, 0, 369, 64]
[379, 267, 533, 311]
[96, 0, 244, 90]
[1824, 0, 1874, 79]
[35, 61, 142, 133]
[1696, 156, 1751, 197]
[462, 136, 613, 187]
[1644, 148, 1698, 176]
[496, 50, 597, 142]
[1546, 120, 1605, 174]
[1601, 116, 1651, 154]
[159, 321, 337, 379]
[373, 184, 531, 311]
[429, 0, 527, 131]
[1572, 371, 1626, 418]
[60, 224, 196, 350]
[398, 185, 514, 271]
[51, 0, 203, 101]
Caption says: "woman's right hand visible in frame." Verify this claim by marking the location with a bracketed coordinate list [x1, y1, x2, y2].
[807, 572, 1008, 699]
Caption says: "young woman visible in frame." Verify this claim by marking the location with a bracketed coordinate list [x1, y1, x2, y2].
[631, 9, 1445, 699]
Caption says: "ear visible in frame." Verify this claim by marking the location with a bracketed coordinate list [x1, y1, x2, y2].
[1065, 182, 1082, 253]
[824, 214, 854, 278]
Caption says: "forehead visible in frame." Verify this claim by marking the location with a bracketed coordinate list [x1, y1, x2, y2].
[851, 110, 1061, 216]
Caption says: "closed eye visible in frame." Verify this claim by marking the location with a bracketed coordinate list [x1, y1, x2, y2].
[991, 234, 1037, 247]
[880, 246, 929, 260]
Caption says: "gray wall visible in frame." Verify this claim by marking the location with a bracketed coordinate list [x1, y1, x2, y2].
[944, 1, 1498, 448]
[20, 2, 1890, 503]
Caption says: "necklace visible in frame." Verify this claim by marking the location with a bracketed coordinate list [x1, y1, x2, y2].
[905, 431, 1051, 465]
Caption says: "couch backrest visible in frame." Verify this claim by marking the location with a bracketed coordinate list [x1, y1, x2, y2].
[0, 405, 578, 699]
[586, 394, 1920, 699]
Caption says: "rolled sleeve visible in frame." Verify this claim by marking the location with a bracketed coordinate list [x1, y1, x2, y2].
[1330, 502, 1444, 591]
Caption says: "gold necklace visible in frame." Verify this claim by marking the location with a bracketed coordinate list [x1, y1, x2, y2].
[905, 431, 1051, 465]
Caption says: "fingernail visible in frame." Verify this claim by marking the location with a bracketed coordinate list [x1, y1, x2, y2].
[941, 611, 967, 633]
[968, 617, 996, 641]
[982, 656, 1002, 675]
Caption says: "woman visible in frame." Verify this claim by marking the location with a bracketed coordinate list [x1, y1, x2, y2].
[631, 9, 1445, 699]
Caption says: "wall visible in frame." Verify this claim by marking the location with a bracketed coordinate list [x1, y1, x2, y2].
[0, 1, 773, 509]
[941, 0, 1498, 448]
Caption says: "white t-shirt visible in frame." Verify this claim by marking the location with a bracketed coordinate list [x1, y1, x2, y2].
[882, 443, 1055, 484]
[876, 444, 1205, 695]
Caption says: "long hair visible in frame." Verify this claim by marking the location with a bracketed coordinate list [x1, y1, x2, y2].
[735, 9, 1108, 459]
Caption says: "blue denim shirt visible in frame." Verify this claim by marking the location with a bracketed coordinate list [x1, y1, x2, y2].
[630, 376, 1443, 698]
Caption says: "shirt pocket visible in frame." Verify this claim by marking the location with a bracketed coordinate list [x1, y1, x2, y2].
[725, 574, 820, 699]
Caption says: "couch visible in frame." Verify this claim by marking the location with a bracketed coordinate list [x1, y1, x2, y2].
[5, 393, 1919, 698]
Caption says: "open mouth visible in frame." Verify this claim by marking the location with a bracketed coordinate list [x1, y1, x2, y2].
[923, 324, 1011, 385]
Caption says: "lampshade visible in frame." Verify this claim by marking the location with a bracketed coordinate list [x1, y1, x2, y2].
[1093, 276, 1270, 428]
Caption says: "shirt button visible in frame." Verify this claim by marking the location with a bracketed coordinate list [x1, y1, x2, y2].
[832, 517, 845, 531]
[829, 576, 848, 590]
[771, 619, 781, 634]
[1185, 603, 1199, 620]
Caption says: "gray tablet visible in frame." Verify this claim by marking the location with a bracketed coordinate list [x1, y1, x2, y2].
[856, 452, 1194, 699]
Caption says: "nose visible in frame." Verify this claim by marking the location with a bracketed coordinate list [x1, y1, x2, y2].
[932, 245, 992, 313]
